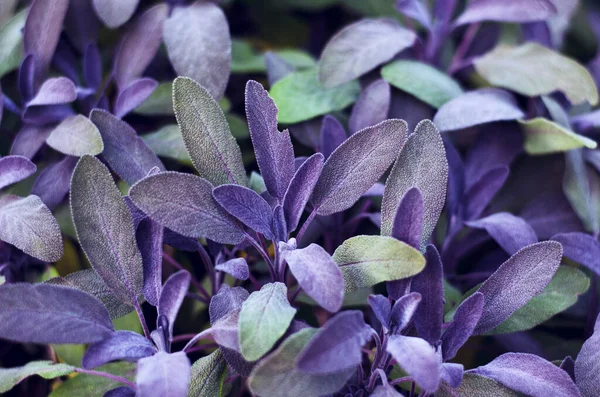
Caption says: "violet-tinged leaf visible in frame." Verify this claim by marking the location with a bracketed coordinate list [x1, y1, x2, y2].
[553, 232, 600, 275]
[455, 0, 557, 25]
[0, 283, 113, 344]
[395, 0, 431, 29]
[272, 204, 287, 242]
[441, 292, 484, 361]
[0, 155, 36, 190]
[27, 77, 77, 107]
[210, 285, 249, 325]
[282, 244, 345, 313]
[469, 353, 581, 397]
[445, 139, 464, 216]
[333, 235, 426, 292]
[23, 104, 75, 126]
[158, 270, 190, 339]
[520, 117, 597, 154]
[114, 78, 158, 119]
[82, 330, 156, 369]
[129, 172, 245, 245]
[440, 362, 464, 388]
[381, 120, 447, 247]
[248, 328, 354, 397]
[64, 0, 100, 54]
[83, 44, 102, 90]
[265, 51, 295, 86]
[320, 116, 346, 159]
[391, 187, 424, 249]
[433, 88, 525, 131]
[386, 335, 440, 393]
[368, 294, 391, 330]
[575, 314, 600, 397]
[164, 2, 231, 100]
[239, 282, 296, 361]
[349, 79, 391, 134]
[0, 194, 63, 262]
[389, 292, 421, 334]
[46, 115, 104, 157]
[213, 184, 275, 240]
[104, 386, 135, 397]
[466, 213, 538, 255]
[411, 245, 443, 344]
[462, 166, 509, 221]
[31, 156, 77, 210]
[572, 110, 600, 133]
[296, 310, 371, 374]
[0, 361, 75, 394]
[90, 109, 165, 185]
[113, 4, 168, 90]
[521, 193, 584, 239]
[23, 0, 69, 79]
[10, 125, 52, 159]
[18, 53, 36, 103]
[173, 77, 247, 187]
[283, 153, 324, 233]
[245, 80, 295, 199]
[371, 382, 403, 396]
[212, 311, 240, 352]
[70, 155, 143, 306]
[137, 217, 163, 307]
[188, 349, 228, 397]
[136, 351, 191, 397]
[92, 0, 139, 28]
[474, 241, 563, 334]
[215, 258, 250, 280]
[312, 119, 408, 216]
[318, 18, 416, 88]
[560, 355, 575, 381]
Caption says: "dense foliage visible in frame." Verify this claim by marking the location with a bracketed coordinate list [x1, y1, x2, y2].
[0, 0, 600, 396]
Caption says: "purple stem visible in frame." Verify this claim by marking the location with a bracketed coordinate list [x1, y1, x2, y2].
[197, 245, 216, 295]
[162, 253, 210, 300]
[296, 208, 318, 243]
[390, 376, 412, 386]
[133, 301, 151, 340]
[244, 233, 276, 281]
[449, 22, 481, 74]
[75, 368, 136, 389]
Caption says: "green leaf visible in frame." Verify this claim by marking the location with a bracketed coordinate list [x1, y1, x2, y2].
[239, 282, 297, 361]
[231, 40, 316, 74]
[520, 117, 597, 155]
[173, 77, 247, 186]
[436, 373, 519, 397]
[49, 362, 136, 397]
[0, 8, 26, 78]
[226, 113, 250, 139]
[188, 350, 227, 397]
[0, 361, 74, 393]
[248, 328, 354, 397]
[270, 68, 360, 124]
[134, 82, 174, 115]
[563, 150, 600, 234]
[46, 115, 104, 157]
[52, 344, 85, 367]
[142, 125, 191, 164]
[381, 60, 463, 108]
[332, 235, 426, 292]
[487, 266, 590, 334]
[474, 43, 599, 105]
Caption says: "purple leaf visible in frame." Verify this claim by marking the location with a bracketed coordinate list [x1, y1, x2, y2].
[64, 0, 101, 54]
[92, 0, 139, 28]
[455, 0, 557, 26]
[381, 120, 448, 247]
[440, 362, 464, 388]
[474, 241, 563, 334]
[272, 204, 287, 242]
[282, 153, 324, 233]
[113, 4, 168, 90]
[32, 156, 77, 209]
[282, 243, 345, 313]
[552, 232, 600, 275]
[104, 387, 135, 397]
[462, 166, 509, 221]
[137, 217, 163, 307]
[368, 294, 391, 330]
[164, 229, 201, 252]
[245, 80, 295, 200]
[212, 311, 240, 352]
[320, 116, 347, 159]
[441, 292, 484, 361]
[27, 77, 77, 107]
[114, 78, 158, 119]
[164, 2, 231, 100]
[129, 172, 245, 245]
[521, 193, 584, 239]
[23, 0, 69, 80]
[391, 187, 424, 249]
[469, 353, 581, 397]
[445, 139, 465, 216]
[213, 184, 275, 240]
[433, 89, 525, 131]
[412, 245, 443, 344]
[23, 104, 75, 126]
[0, 283, 113, 344]
[386, 335, 440, 393]
[18, 54, 36, 103]
[10, 125, 52, 159]
[296, 311, 372, 374]
[82, 330, 156, 369]
[158, 270, 190, 339]
[209, 285, 249, 325]
[348, 79, 391, 135]
[0, 156, 36, 190]
[84, 44, 102, 89]
[70, 155, 143, 306]
[389, 292, 421, 334]
[395, 0, 432, 29]
[318, 18, 416, 88]
[312, 119, 408, 216]
[575, 313, 600, 397]
[90, 109, 165, 185]
[136, 351, 191, 397]
[466, 213, 538, 255]
[215, 258, 250, 280]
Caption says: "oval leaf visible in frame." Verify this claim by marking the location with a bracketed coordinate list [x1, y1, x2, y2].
[136, 351, 191, 397]
[349, 79, 391, 134]
[455, 0, 557, 25]
[465, 212, 538, 255]
[46, 115, 104, 157]
[188, 350, 228, 397]
[0, 155, 36, 190]
[82, 330, 156, 369]
[520, 117, 597, 155]
[92, 0, 139, 28]
[0, 361, 74, 393]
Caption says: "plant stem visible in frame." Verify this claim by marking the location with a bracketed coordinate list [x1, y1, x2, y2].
[390, 376, 412, 386]
[171, 333, 197, 343]
[244, 233, 276, 281]
[197, 245, 215, 295]
[74, 368, 136, 389]
[296, 208, 318, 242]
[448, 22, 480, 74]
[162, 253, 210, 300]
[134, 301, 151, 339]
[185, 343, 218, 354]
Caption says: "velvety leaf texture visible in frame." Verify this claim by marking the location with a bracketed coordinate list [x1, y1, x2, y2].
[114, 78, 158, 119]
[136, 351, 191, 397]
[553, 232, 600, 275]
[455, 0, 557, 25]
[466, 212, 538, 255]
[46, 115, 104, 157]
[0, 361, 74, 393]
[215, 258, 250, 281]
[349, 79, 391, 134]
[437, 373, 519, 397]
[26, 77, 77, 107]
[386, 335, 440, 393]
[391, 187, 424, 249]
[412, 245, 443, 344]
[575, 314, 600, 397]
[92, 0, 138, 28]
[32, 155, 77, 210]
[442, 292, 484, 361]
[137, 217, 163, 307]
[0, 155, 36, 190]
[158, 270, 190, 338]
[82, 330, 156, 369]
[188, 350, 228, 397]
[520, 117, 597, 155]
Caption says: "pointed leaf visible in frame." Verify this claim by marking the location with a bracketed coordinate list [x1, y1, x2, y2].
[386, 335, 440, 393]
[70, 155, 143, 306]
[391, 187, 424, 249]
[320, 116, 346, 158]
[462, 166, 509, 221]
[158, 270, 190, 339]
[46, 115, 104, 157]
[136, 351, 191, 397]
[27, 77, 77, 107]
[215, 258, 250, 281]
[114, 78, 158, 119]
[32, 156, 77, 209]
[265, 51, 295, 86]
[92, 0, 139, 28]
[368, 294, 391, 330]
[313, 119, 408, 216]
[0, 9, 27, 78]
[575, 314, 600, 397]
[441, 292, 484, 361]
[395, 0, 431, 28]
[0, 155, 36, 190]
[455, 0, 556, 25]
[137, 217, 163, 307]
[553, 232, 600, 275]
[412, 245, 443, 343]
[0, 361, 74, 393]
[520, 117, 597, 155]
[82, 330, 156, 369]
[389, 292, 421, 334]
[318, 18, 416, 88]
[466, 213, 538, 255]
[188, 350, 228, 397]
[349, 79, 391, 134]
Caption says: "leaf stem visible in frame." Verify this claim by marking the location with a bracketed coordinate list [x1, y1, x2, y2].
[244, 233, 276, 281]
[74, 368, 136, 389]
[390, 376, 412, 386]
[296, 208, 318, 243]
[162, 252, 210, 300]
[197, 245, 216, 295]
[448, 22, 480, 74]
[134, 301, 151, 339]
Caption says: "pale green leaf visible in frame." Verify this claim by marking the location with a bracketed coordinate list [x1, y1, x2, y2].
[520, 117, 597, 155]
[0, 361, 74, 393]
[49, 362, 136, 397]
[0, 9, 26, 78]
[188, 350, 227, 397]
[436, 373, 519, 397]
[142, 125, 191, 163]
[46, 115, 104, 157]
[134, 82, 174, 115]
[231, 40, 316, 74]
